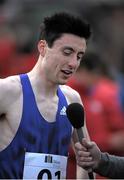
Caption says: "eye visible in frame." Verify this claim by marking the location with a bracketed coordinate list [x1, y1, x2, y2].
[63, 48, 73, 56]
[77, 54, 83, 61]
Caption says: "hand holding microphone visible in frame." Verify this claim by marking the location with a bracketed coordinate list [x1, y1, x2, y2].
[66, 103, 94, 179]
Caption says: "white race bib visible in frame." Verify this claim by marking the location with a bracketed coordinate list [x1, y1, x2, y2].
[23, 152, 67, 179]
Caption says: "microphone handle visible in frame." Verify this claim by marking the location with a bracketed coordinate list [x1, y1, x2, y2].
[77, 128, 94, 179]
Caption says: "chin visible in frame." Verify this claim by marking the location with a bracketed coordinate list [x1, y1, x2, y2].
[59, 82, 66, 85]
[58, 79, 67, 85]
[57, 76, 69, 85]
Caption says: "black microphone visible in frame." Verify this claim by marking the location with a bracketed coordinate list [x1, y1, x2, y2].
[66, 103, 94, 179]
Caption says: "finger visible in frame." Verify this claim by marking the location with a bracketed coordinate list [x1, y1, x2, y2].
[77, 150, 91, 157]
[76, 156, 93, 162]
[82, 138, 94, 149]
[75, 142, 87, 151]
[77, 160, 95, 169]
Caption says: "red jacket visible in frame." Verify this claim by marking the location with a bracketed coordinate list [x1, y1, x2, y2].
[68, 77, 124, 155]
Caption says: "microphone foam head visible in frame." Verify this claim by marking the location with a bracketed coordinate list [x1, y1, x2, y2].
[66, 103, 84, 129]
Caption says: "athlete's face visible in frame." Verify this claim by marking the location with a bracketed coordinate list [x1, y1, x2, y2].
[40, 33, 87, 85]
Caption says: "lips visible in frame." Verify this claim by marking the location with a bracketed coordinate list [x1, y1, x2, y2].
[61, 70, 73, 75]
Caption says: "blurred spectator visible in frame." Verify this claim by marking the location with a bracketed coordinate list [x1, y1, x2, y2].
[118, 81, 124, 114]
[67, 51, 124, 179]
[0, 29, 16, 77]
[8, 31, 37, 76]
[115, 52, 124, 113]
[0, 20, 36, 77]
[66, 145, 76, 179]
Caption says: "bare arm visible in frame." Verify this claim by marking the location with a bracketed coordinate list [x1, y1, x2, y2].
[71, 130, 90, 179]
[61, 85, 92, 179]
[0, 78, 10, 115]
[0, 76, 21, 116]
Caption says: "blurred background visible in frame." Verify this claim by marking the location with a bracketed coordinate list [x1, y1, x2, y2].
[1, 0, 124, 179]
[0, 0, 124, 77]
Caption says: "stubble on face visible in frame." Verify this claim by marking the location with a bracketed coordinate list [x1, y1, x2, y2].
[43, 34, 87, 85]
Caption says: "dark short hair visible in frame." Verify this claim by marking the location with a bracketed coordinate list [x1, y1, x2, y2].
[39, 12, 91, 47]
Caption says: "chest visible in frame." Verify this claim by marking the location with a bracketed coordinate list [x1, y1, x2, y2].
[35, 96, 59, 122]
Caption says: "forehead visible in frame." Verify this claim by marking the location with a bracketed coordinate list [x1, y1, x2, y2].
[52, 33, 87, 51]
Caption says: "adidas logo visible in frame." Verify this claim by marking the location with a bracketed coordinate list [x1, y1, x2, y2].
[60, 106, 66, 115]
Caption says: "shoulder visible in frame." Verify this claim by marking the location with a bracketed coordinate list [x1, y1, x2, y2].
[59, 85, 82, 105]
[0, 75, 21, 93]
[0, 75, 22, 113]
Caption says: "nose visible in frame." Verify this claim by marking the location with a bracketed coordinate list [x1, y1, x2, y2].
[68, 56, 78, 69]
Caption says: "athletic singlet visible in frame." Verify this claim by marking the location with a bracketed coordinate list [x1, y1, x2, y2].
[0, 74, 72, 179]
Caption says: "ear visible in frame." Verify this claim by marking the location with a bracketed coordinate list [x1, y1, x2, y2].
[38, 40, 47, 56]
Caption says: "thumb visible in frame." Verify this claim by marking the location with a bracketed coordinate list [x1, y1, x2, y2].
[82, 138, 94, 149]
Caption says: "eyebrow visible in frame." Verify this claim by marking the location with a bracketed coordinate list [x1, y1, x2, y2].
[63, 46, 85, 55]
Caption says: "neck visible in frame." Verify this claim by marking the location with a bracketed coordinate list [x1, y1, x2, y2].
[28, 56, 58, 97]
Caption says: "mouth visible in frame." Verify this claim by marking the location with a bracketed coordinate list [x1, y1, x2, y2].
[61, 70, 73, 77]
